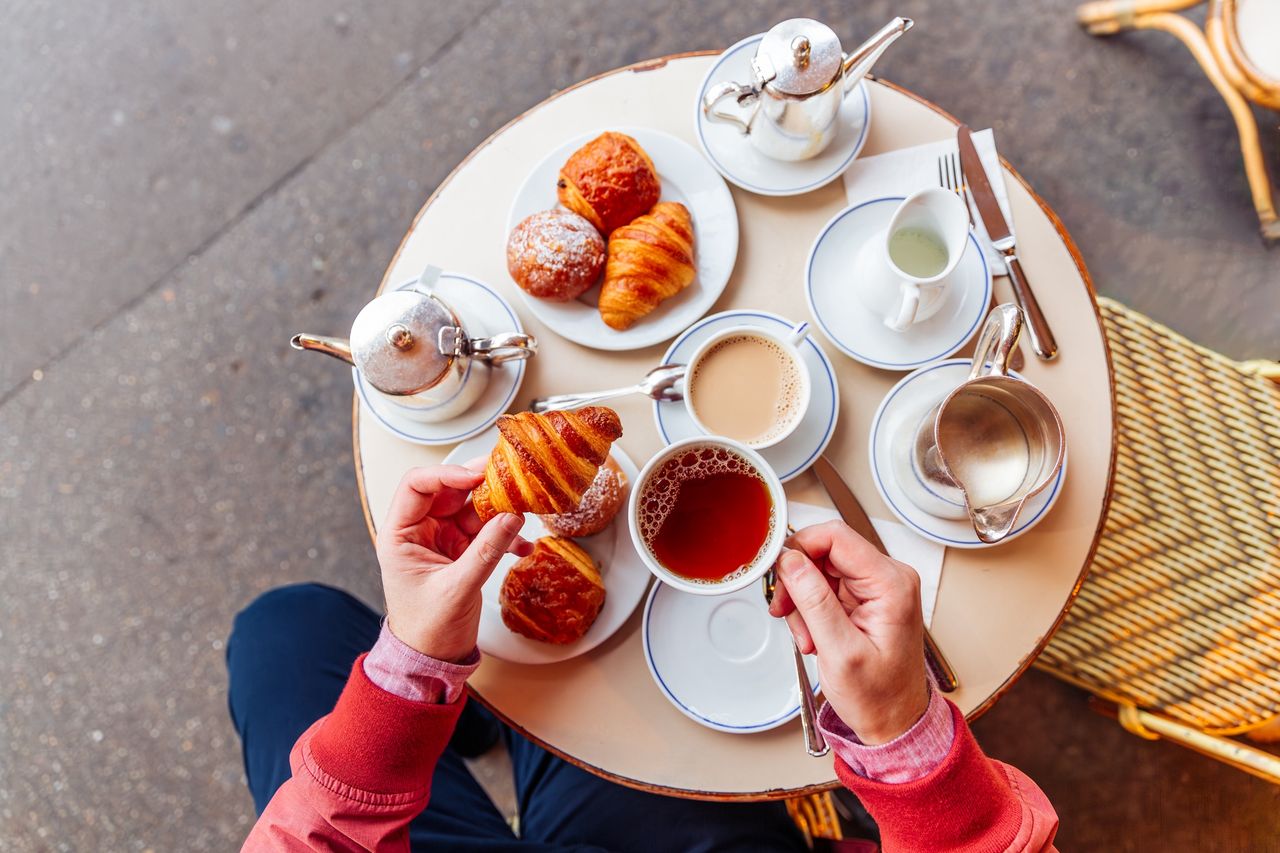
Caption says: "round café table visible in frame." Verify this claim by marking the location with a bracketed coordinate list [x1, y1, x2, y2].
[353, 52, 1116, 800]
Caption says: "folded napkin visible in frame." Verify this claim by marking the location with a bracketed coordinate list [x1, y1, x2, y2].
[787, 501, 945, 628]
[841, 128, 1013, 275]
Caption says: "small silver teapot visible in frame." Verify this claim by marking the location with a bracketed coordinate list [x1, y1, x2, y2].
[291, 266, 536, 423]
[702, 17, 913, 162]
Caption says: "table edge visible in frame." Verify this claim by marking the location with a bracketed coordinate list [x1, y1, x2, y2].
[350, 52, 1119, 801]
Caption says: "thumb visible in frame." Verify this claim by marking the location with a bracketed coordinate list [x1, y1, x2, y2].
[776, 549, 850, 653]
[454, 513, 524, 593]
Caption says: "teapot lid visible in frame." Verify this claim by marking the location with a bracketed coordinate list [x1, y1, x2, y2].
[350, 270, 459, 396]
[754, 18, 844, 96]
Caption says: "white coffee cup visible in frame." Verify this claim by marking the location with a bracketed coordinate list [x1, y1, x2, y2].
[683, 322, 812, 450]
[854, 188, 970, 332]
[628, 437, 788, 596]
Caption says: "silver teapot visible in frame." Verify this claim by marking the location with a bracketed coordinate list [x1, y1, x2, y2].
[702, 17, 913, 162]
[291, 266, 536, 423]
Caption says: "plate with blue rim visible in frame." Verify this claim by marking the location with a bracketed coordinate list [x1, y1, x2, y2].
[354, 274, 527, 446]
[868, 359, 1067, 549]
[653, 310, 839, 483]
[806, 197, 992, 372]
[693, 33, 872, 197]
[643, 580, 819, 734]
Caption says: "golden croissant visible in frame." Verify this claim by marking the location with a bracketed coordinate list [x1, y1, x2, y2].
[598, 201, 695, 331]
[472, 407, 623, 522]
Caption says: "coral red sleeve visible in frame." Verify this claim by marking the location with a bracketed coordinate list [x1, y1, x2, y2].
[837, 700, 1059, 852]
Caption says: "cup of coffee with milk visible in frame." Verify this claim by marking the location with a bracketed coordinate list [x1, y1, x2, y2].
[682, 322, 811, 449]
[855, 188, 970, 332]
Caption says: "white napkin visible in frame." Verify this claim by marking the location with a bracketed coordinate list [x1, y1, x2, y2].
[841, 128, 1013, 275]
[787, 501, 945, 628]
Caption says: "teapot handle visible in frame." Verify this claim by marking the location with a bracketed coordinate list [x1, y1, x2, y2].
[701, 80, 760, 135]
[967, 303, 1023, 380]
[461, 331, 538, 366]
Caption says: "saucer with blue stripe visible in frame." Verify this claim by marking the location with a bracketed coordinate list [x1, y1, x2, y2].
[653, 310, 839, 483]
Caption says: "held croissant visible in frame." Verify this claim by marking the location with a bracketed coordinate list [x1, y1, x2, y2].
[472, 407, 623, 522]
[598, 202, 696, 331]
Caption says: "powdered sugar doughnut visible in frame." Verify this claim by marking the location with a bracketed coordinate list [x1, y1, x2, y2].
[540, 457, 627, 538]
[506, 209, 605, 301]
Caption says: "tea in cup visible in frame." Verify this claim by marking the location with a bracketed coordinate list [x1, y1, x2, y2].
[683, 323, 811, 450]
[854, 188, 970, 332]
[629, 437, 788, 595]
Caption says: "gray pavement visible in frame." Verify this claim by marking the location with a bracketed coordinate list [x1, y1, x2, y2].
[2, 0, 1278, 849]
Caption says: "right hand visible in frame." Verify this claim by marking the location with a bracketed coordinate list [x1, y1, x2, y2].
[768, 520, 929, 745]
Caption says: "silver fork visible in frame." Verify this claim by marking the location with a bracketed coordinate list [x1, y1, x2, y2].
[937, 151, 973, 227]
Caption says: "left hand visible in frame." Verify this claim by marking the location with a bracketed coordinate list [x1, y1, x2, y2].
[376, 464, 532, 662]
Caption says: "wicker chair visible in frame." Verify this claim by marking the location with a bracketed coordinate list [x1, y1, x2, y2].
[1076, 0, 1280, 241]
[1037, 298, 1280, 783]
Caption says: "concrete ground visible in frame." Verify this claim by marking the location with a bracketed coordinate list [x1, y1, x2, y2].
[2, 0, 1278, 849]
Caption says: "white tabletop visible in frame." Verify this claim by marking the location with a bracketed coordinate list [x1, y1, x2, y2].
[354, 53, 1115, 799]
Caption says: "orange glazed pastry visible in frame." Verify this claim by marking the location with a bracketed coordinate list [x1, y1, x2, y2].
[556, 131, 661, 236]
[540, 457, 627, 538]
[598, 201, 696, 331]
[500, 536, 606, 644]
[472, 407, 623, 522]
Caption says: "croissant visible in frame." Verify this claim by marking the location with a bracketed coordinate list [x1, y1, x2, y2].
[598, 202, 695, 331]
[472, 407, 623, 522]
[500, 536, 606, 644]
[557, 132, 661, 236]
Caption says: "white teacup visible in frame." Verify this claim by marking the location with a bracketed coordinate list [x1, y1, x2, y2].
[683, 322, 812, 450]
[854, 188, 970, 332]
[629, 437, 788, 596]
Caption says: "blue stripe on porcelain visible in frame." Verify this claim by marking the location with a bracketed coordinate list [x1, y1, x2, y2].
[356, 274, 525, 446]
[805, 197, 992, 370]
[870, 360, 1065, 546]
[653, 310, 838, 481]
[641, 584, 817, 733]
[695, 35, 870, 196]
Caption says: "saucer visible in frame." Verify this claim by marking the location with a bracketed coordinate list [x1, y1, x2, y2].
[507, 127, 738, 351]
[443, 429, 650, 665]
[355, 274, 526, 446]
[868, 359, 1067, 549]
[643, 581, 819, 734]
[653, 310, 839, 483]
[694, 34, 872, 197]
[806, 197, 992, 371]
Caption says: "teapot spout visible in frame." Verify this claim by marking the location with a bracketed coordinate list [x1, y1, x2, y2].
[842, 17, 913, 90]
[968, 499, 1025, 545]
[290, 333, 355, 365]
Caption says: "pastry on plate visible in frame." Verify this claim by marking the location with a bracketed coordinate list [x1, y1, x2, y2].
[506, 209, 606, 301]
[556, 131, 660, 236]
[500, 536, 606, 644]
[472, 406, 623, 522]
[540, 456, 627, 538]
[598, 201, 695, 331]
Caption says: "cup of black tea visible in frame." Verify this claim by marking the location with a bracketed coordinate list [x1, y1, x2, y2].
[629, 437, 788, 595]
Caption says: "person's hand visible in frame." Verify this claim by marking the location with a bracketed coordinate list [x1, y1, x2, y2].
[375, 464, 531, 662]
[768, 520, 929, 745]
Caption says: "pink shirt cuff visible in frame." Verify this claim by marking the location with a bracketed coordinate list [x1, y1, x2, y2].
[817, 687, 955, 784]
[362, 620, 480, 704]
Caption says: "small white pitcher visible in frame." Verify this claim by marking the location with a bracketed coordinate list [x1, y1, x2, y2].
[854, 188, 970, 332]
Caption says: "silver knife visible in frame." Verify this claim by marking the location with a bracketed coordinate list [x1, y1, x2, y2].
[811, 455, 959, 692]
[956, 125, 1059, 361]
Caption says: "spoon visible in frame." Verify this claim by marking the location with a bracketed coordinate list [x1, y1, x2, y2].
[763, 565, 829, 758]
[529, 363, 685, 413]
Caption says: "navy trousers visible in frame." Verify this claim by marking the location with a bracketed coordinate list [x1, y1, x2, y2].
[227, 583, 808, 852]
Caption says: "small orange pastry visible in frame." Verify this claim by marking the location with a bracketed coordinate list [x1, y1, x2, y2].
[598, 201, 696, 331]
[500, 537, 606, 644]
[556, 131, 661, 236]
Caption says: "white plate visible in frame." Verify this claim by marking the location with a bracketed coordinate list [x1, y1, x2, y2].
[868, 360, 1067, 549]
[355, 275, 527, 446]
[506, 127, 739, 351]
[806, 197, 992, 371]
[693, 34, 872, 197]
[643, 581, 819, 734]
[443, 429, 650, 664]
[654, 310, 839, 483]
